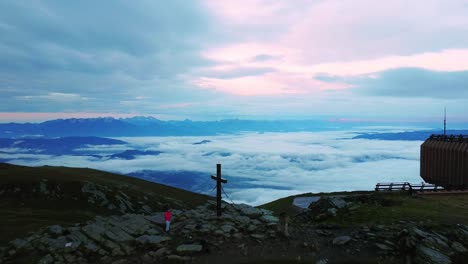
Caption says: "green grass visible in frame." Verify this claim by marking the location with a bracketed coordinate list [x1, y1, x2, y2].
[259, 191, 468, 226]
[0, 163, 212, 244]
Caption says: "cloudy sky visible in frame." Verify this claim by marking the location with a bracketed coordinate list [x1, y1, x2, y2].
[1, 0, 468, 122]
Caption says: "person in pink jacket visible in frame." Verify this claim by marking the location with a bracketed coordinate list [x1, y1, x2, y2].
[165, 207, 172, 232]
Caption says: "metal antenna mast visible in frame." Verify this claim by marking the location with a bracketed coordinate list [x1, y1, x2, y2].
[444, 107, 446, 135]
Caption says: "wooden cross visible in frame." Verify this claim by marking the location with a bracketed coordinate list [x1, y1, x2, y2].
[211, 164, 227, 217]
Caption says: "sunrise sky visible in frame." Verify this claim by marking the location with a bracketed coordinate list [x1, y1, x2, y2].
[1, 0, 467, 122]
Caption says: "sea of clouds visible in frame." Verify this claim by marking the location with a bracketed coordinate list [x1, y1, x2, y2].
[4, 130, 423, 205]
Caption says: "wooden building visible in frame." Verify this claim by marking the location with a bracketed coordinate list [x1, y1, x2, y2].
[420, 134, 468, 189]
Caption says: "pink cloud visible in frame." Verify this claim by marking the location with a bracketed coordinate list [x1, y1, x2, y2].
[194, 1, 468, 96]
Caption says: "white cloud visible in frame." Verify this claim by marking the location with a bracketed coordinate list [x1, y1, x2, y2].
[5, 131, 423, 205]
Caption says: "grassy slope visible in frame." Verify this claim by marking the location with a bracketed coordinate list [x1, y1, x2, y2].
[260, 191, 468, 226]
[0, 163, 212, 244]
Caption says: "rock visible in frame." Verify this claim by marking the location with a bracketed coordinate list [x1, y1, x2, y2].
[233, 215, 251, 225]
[333, 236, 351, 246]
[247, 225, 257, 232]
[84, 241, 100, 253]
[375, 243, 392, 251]
[451, 241, 467, 253]
[176, 244, 203, 254]
[316, 259, 328, 264]
[315, 230, 332, 236]
[9, 238, 29, 250]
[135, 235, 171, 246]
[412, 227, 430, 238]
[167, 254, 190, 262]
[104, 226, 134, 242]
[221, 224, 237, 233]
[415, 245, 452, 264]
[250, 234, 265, 239]
[38, 254, 54, 264]
[81, 183, 109, 206]
[237, 204, 263, 218]
[146, 213, 165, 225]
[152, 247, 168, 257]
[327, 197, 347, 208]
[260, 215, 279, 223]
[82, 223, 106, 242]
[327, 208, 337, 216]
[48, 225, 64, 237]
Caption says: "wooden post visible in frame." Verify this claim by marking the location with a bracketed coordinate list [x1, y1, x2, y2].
[211, 164, 227, 217]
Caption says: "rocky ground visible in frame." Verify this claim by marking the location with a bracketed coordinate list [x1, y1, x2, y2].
[1, 195, 467, 264]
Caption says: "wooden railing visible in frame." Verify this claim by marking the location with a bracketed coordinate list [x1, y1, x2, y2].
[375, 182, 445, 192]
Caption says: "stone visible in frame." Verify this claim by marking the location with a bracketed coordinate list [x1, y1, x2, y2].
[233, 215, 251, 225]
[84, 241, 100, 253]
[48, 225, 64, 237]
[82, 223, 106, 242]
[247, 225, 257, 232]
[146, 213, 165, 225]
[167, 254, 190, 262]
[38, 254, 54, 264]
[221, 224, 236, 233]
[176, 244, 203, 254]
[251, 234, 265, 239]
[260, 215, 279, 223]
[327, 197, 347, 208]
[315, 230, 332, 236]
[237, 204, 263, 217]
[451, 241, 467, 253]
[412, 227, 430, 238]
[316, 259, 328, 264]
[375, 243, 392, 251]
[415, 245, 452, 264]
[333, 236, 351, 246]
[9, 238, 29, 250]
[104, 226, 134, 242]
[152, 247, 168, 257]
[135, 235, 171, 246]
[327, 208, 337, 216]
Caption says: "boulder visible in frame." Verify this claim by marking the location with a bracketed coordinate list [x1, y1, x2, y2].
[415, 245, 452, 264]
[221, 224, 237, 233]
[237, 204, 263, 218]
[82, 223, 106, 242]
[250, 234, 265, 239]
[135, 235, 171, 246]
[327, 197, 347, 209]
[38, 254, 54, 264]
[451, 241, 467, 253]
[176, 244, 203, 254]
[260, 215, 279, 224]
[327, 208, 337, 217]
[333, 236, 351, 246]
[167, 254, 190, 262]
[375, 243, 393, 251]
[104, 226, 134, 242]
[48, 225, 64, 237]
[146, 213, 165, 225]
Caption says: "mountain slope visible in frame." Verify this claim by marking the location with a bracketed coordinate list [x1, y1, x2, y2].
[0, 163, 212, 244]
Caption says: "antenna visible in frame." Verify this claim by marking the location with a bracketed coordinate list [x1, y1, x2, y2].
[444, 107, 446, 135]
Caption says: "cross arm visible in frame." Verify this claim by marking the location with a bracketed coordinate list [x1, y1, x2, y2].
[211, 175, 227, 184]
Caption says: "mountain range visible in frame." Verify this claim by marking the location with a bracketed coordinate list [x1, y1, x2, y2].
[0, 116, 369, 138]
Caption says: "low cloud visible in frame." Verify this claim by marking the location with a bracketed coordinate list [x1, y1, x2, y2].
[5, 131, 423, 205]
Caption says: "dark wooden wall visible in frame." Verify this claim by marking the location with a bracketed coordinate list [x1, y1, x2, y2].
[420, 135, 468, 188]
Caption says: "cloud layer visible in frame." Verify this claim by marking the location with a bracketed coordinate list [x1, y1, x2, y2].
[6, 131, 423, 205]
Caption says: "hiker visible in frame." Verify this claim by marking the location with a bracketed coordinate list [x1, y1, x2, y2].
[165, 207, 172, 232]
